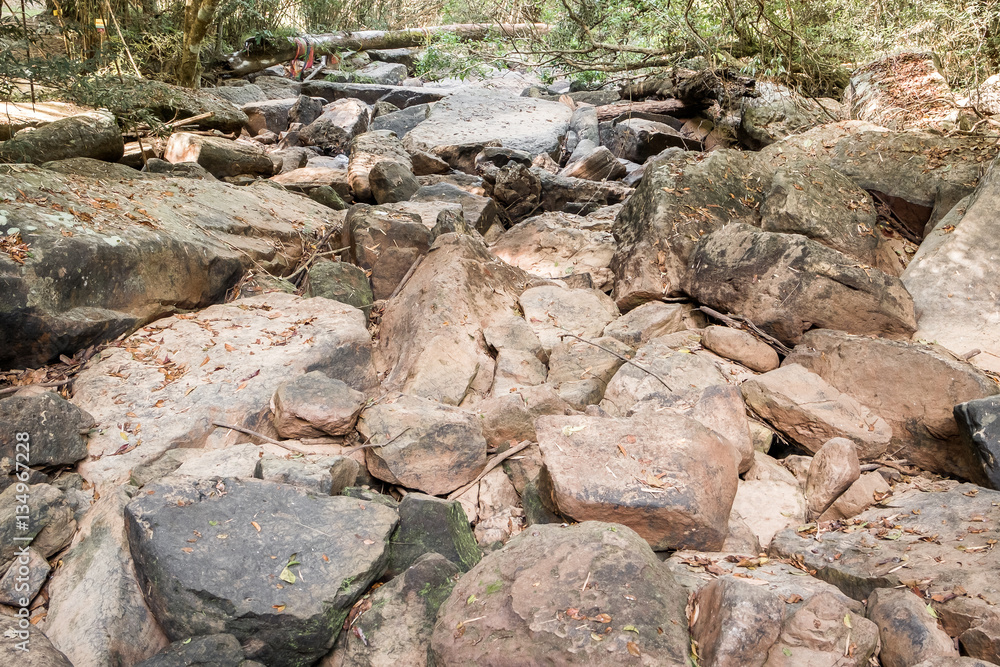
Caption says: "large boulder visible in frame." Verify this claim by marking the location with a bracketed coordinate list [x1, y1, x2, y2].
[300, 99, 373, 154]
[845, 52, 956, 131]
[770, 483, 1000, 664]
[348, 130, 412, 202]
[519, 285, 619, 354]
[739, 82, 842, 149]
[785, 329, 1000, 483]
[741, 364, 892, 460]
[610, 149, 768, 309]
[536, 413, 739, 551]
[107, 77, 249, 134]
[761, 121, 995, 232]
[0, 391, 94, 466]
[125, 477, 398, 667]
[342, 204, 431, 299]
[430, 522, 691, 665]
[44, 488, 169, 666]
[356, 393, 487, 496]
[902, 154, 1000, 373]
[72, 293, 375, 489]
[0, 164, 334, 369]
[761, 159, 900, 275]
[403, 89, 572, 160]
[686, 223, 916, 345]
[490, 212, 615, 290]
[955, 395, 1000, 490]
[0, 111, 124, 164]
[376, 233, 529, 406]
[163, 133, 274, 178]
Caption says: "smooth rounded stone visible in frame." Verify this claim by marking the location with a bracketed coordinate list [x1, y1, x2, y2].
[686, 223, 916, 346]
[254, 455, 359, 496]
[430, 522, 691, 666]
[0, 391, 94, 466]
[164, 133, 274, 178]
[868, 588, 959, 667]
[356, 393, 487, 496]
[731, 478, 805, 549]
[125, 477, 398, 667]
[784, 329, 1000, 484]
[135, 634, 245, 667]
[818, 471, 891, 521]
[330, 553, 459, 667]
[519, 284, 620, 354]
[955, 395, 1000, 490]
[0, 616, 73, 666]
[271, 370, 367, 438]
[306, 260, 373, 313]
[601, 300, 702, 346]
[701, 325, 779, 372]
[690, 576, 784, 667]
[764, 592, 879, 666]
[805, 438, 860, 520]
[44, 488, 168, 666]
[386, 493, 481, 578]
[741, 363, 892, 461]
[536, 413, 739, 551]
[0, 111, 124, 164]
[370, 160, 420, 204]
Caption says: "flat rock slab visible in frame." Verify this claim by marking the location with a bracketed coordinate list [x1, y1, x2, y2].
[125, 477, 398, 667]
[0, 163, 335, 369]
[902, 154, 1000, 374]
[770, 482, 1000, 662]
[536, 413, 738, 551]
[430, 521, 691, 666]
[72, 293, 375, 489]
[404, 89, 572, 158]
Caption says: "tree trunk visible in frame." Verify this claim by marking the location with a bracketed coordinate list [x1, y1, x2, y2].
[177, 0, 222, 88]
[221, 23, 550, 77]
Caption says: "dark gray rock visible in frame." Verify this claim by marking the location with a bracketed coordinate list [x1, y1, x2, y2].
[387, 493, 481, 578]
[955, 395, 1000, 490]
[867, 588, 958, 667]
[289, 95, 325, 126]
[0, 545, 49, 606]
[300, 81, 448, 108]
[371, 104, 431, 140]
[125, 477, 398, 667]
[334, 553, 459, 667]
[0, 111, 124, 164]
[0, 483, 74, 572]
[690, 576, 784, 667]
[305, 260, 374, 312]
[0, 616, 73, 666]
[370, 160, 420, 204]
[135, 634, 245, 667]
[0, 391, 94, 466]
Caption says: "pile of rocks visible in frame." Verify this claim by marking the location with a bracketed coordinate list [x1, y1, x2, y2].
[1, 50, 999, 667]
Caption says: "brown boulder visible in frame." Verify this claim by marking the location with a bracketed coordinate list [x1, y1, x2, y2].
[536, 413, 739, 550]
[784, 329, 1000, 482]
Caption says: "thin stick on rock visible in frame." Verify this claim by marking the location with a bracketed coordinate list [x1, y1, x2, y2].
[342, 427, 412, 455]
[447, 440, 534, 500]
[558, 332, 674, 392]
[212, 422, 315, 454]
[0, 379, 72, 396]
[697, 306, 791, 356]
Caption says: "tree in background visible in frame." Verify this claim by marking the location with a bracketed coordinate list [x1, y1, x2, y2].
[177, 0, 223, 87]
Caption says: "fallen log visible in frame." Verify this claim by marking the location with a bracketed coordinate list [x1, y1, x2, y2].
[221, 23, 550, 77]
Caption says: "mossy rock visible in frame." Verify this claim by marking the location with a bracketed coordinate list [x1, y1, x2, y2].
[386, 493, 481, 578]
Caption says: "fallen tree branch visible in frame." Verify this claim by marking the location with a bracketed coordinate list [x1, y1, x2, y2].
[221, 23, 551, 77]
[558, 332, 674, 392]
[447, 440, 534, 500]
[342, 427, 411, 455]
[212, 421, 317, 454]
[697, 306, 791, 356]
[0, 379, 71, 396]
